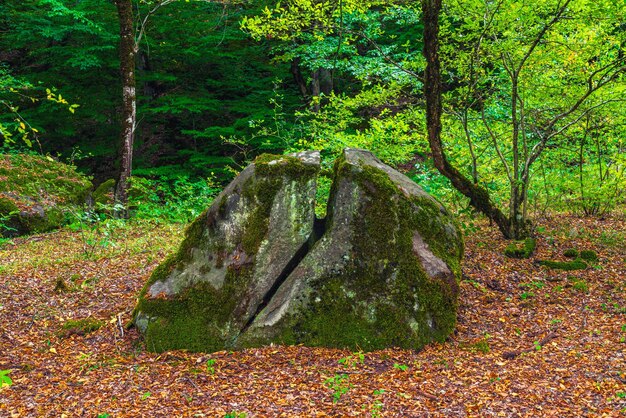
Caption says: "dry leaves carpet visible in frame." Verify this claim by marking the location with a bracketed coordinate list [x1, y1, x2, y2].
[0, 215, 625, 417]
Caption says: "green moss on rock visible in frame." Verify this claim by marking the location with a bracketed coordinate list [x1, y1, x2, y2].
[579, 250, 598, 262]
[0, 154, 92, 236]
[239, 149, 463, 352]
[563, 248, 579, 258]
[539, 259, 587, 271]
[92, 179, 116, 206]
[59, 317, 103, 337]
[504, 238, 537, 259]
[135, 149, 462, 353]
[254, 153, 319, 178]
[319, 155, 460, 349]
[139, 266, 253, 352]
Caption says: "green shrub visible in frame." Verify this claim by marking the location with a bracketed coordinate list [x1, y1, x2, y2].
[128, 175, 220, 223]
[504, 238, 536, 259]
[570, 278, 589, 293]
[0, 370, 12, 388]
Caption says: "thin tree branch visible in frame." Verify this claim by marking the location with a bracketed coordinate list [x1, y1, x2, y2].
[135, 0, 178, 51]
[481, 107, 512, 183]
[514, 0, 573, 77]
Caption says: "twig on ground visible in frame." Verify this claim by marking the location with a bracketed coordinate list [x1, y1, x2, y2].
[502, 331, 558, 359]
[117, 313, 124, 338]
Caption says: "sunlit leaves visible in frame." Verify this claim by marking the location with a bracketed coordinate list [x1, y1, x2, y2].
[438, 0, 626, 212]
[0, 370, 12, 389]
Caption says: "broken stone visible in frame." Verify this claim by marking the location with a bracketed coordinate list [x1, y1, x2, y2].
[134, 149, 463, 353]
[134, 151, 320, 352]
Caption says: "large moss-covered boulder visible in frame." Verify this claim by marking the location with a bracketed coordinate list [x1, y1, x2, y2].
[238, 149, 463, 350]
[0, 154, 92, 237]
[134, 151, 320, 352]
[135, 148, 463, 353]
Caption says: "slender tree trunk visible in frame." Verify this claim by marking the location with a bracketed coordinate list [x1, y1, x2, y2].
[290, 58, 309, 98]
[579, 127, 588, 214]
[114, 0, 137, 214]
[310, 69, 321, 112]
[461, 110, 478, 184]
[509, 73, 522, 236]
[421, 0, 518, 238]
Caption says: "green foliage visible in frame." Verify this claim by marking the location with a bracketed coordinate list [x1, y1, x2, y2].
[521, 281, 546, 290]
[0, 64, 79, 147]
[569, 277, 589, 293]
[223, 412, 247, 418]
[324, 373, 352, 404]
[1, 0, 301, 182]
[597, 230, 625, 247]
[241, 0, 431, 192]
[243, 0, 626, 230]
[338, 351, 365, 368]
[519, 291, 535, 300]
[0, 209, 18, 238]
[1, 0, 624, 238]
[368, 389, 385, 417]
[0, 0, 116, 150]
[440, 0, 626, 216]
[127, 175, 220, 223]
[66, 207, 124, 259]
[393, 363, 409, 372]
[0, 370, 12, 388]
[206, 358, 216, 375]
[563, 249, 579, 258]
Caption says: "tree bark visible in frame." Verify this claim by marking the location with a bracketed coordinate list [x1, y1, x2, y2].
[114, 0, 136, 214]
[421, 0, 518, 238]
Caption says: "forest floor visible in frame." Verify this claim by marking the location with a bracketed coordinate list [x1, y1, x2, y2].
[0, 214, 625, 417]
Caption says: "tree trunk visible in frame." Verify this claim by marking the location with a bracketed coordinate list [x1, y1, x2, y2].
[290, 58, 309, 99]
[421, 0, 523, 239]
[114, 0, 136, 215]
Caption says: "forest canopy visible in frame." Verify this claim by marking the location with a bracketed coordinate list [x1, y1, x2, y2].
[0, 0, 624, 236]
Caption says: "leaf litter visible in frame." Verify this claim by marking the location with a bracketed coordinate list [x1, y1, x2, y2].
[0, 215, 624, 417]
